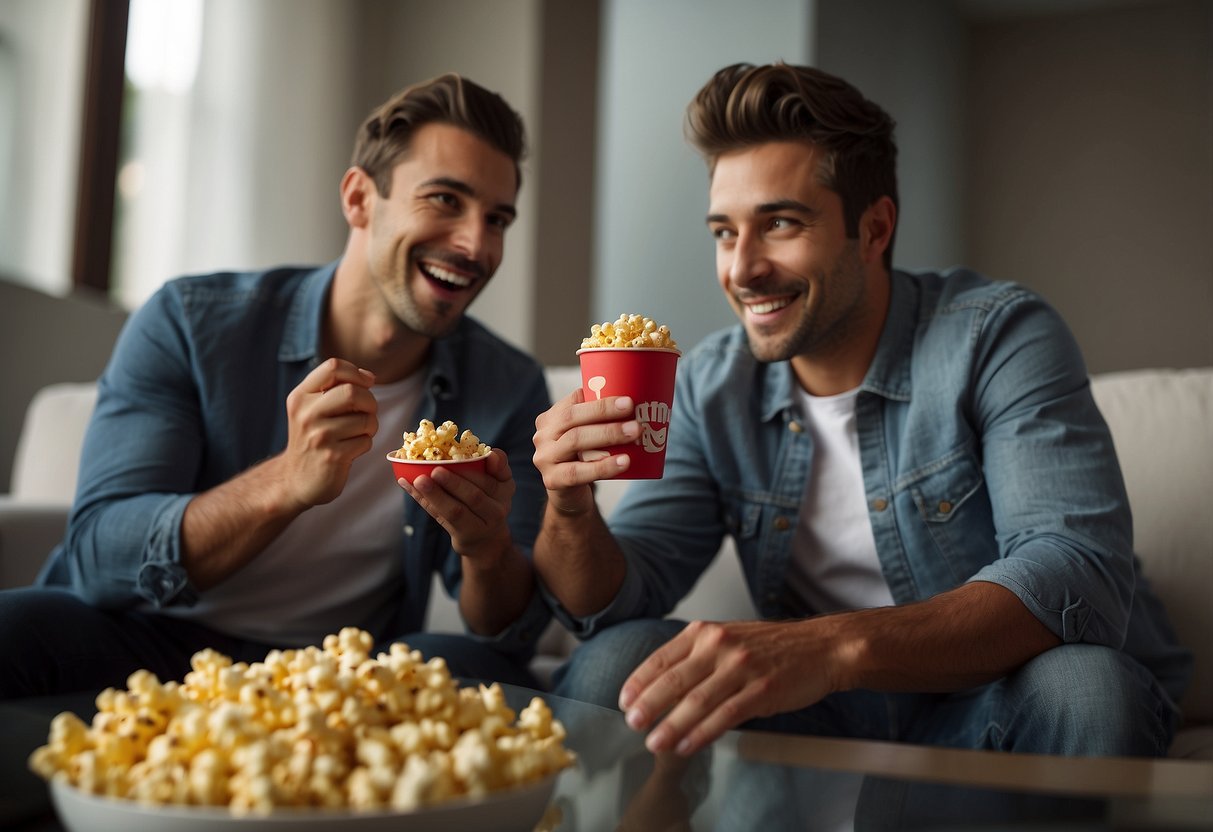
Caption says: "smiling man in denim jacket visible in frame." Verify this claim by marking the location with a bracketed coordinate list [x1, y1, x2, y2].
[0, 74, 552, 698]
[531, 62, 1190, 758]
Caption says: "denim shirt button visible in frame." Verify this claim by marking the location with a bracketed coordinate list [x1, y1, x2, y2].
[773, 516, 790, 531]
[938, 501, 953, 514]
[402, 525, 415, 537]
[871, 498, 888, 512]
[788, 420, 804, 434]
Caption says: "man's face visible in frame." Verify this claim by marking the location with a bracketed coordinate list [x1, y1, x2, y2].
[364, 122, 517, 338]
[707, 142, 872, 365]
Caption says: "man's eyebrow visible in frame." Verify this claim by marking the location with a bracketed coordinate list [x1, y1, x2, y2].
[706, 199, 816, 225]
[420, 176, 517, 219]
[757, 199, 814, 214]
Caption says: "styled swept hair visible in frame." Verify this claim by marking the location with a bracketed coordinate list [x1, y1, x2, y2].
[686, 62, 898, 267]
[351, 73, 526, 195]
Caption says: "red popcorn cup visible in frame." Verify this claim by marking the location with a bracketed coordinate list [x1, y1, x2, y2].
[576, 347, 680, 479]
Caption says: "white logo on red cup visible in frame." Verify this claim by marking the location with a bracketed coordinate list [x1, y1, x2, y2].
[636, 401, 669, 453]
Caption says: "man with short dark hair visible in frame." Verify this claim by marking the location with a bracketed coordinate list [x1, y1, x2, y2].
[531, 62, 1190, 757]
[0, 74, 551, 697]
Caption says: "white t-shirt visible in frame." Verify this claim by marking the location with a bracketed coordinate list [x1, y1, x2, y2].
[786, 385, 895, 613]
[164, 371, 425, 645]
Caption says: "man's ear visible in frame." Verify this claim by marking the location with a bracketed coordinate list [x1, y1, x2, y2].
[859, 196, 896, 266]
[340, 167, 375, 229]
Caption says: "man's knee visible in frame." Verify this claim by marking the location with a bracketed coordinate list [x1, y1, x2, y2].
[552, 618, 685, 709]
[0, 588, 108, 698]
[996, 644, 1177, 757]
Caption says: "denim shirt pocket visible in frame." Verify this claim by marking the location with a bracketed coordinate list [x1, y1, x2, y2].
[906, 450, 994, 586]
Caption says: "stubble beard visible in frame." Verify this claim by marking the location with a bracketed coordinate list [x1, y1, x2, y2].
[743, 243, 867, 364]
[383, 250, 479, 340]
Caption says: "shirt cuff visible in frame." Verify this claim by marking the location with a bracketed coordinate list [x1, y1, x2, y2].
[966, 568, 1093, 644]
[462, 586, 553, 658]
[538, 554, 647, 640]
[136, 493, 199, 607]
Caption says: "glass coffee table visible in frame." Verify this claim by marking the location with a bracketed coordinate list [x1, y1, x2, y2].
[3, 685, 1210, 830]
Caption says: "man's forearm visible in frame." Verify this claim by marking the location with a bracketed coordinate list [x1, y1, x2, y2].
[532, 500, 627, 618]
[458, 542, 536, 636]
[828, 580, 1061, 693]
[180, 456, 304, 590]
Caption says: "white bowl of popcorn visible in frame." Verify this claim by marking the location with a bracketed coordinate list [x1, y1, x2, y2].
[32, 628, 575, 831]
[50, 774, 560, 831]
[387, 419, 491, 485]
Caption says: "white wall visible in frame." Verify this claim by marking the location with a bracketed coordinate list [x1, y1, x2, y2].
[0, 0, 88, 294]
[593, 0, 814, 353]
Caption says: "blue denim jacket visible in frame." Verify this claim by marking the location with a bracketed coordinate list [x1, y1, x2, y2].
[38, 262, 553, 654]
[558, 268, 1190, 702]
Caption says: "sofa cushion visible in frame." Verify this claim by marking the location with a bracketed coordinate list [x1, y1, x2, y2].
[1091, 368, 1213, 724]
[11, 383, 97, 503]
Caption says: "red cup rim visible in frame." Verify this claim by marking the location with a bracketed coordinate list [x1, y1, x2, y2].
[575, 347, 681, 356]
[386, 452, 490, 465]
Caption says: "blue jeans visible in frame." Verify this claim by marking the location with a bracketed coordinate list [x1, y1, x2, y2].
[552, 619, 1181, 757]
[0, 587, 541, 698]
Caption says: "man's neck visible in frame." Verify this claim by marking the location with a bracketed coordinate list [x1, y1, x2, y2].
[324, 258, 431, 384]
[791, 268, 891, 397]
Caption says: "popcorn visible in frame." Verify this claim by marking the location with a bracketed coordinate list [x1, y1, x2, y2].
[29, 627, 575, 815]
[580, 313, 677, 350]
[394, 419, 490, 462]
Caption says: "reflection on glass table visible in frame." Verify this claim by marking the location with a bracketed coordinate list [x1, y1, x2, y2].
[3, 684, 1211, 831]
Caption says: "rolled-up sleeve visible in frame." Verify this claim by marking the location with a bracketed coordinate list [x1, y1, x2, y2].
[966, 293, 1135, 648]
[51, 289, 207, 609]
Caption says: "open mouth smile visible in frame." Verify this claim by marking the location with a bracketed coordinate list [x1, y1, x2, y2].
[742, 294, 798, 318]
[419, 261, 475, 290]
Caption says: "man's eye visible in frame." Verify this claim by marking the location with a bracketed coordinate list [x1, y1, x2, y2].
[487, 213, 512, 230]
[711, 227, 735, 241]
[431, 192, 459, 208]
[768, 217, 795, 231]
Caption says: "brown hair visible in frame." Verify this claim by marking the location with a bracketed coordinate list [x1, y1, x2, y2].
[351, 73, 526, 195]
[686, 62, 898, 267]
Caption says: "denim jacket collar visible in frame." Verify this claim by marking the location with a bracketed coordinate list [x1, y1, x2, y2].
[860, 271, 916, 403]
[758, 270, 917, 421]
[279, 261, 337, 365]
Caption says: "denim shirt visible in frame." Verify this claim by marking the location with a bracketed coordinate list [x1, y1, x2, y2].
[556, 268, 1190, 701]
[38, 262, 553, 655]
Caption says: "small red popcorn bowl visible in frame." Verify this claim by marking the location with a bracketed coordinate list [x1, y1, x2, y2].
[387, 451, 490, 485]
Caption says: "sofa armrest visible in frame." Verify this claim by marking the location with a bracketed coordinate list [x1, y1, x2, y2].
[0, 497, 67, 589]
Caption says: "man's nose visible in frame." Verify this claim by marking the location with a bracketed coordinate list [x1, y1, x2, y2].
[451, 214, 487, 261]
[728, 229, 771, 286]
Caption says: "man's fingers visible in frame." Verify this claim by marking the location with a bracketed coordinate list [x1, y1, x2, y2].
[655, 680, 767, 756]
[302, 357, 376, 394]
[619, 626, 700, 715]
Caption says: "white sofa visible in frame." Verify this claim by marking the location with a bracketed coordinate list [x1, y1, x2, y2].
[2, 367, 1210, 759]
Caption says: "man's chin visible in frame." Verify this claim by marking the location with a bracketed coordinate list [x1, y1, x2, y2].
[744, 328, 798, 364]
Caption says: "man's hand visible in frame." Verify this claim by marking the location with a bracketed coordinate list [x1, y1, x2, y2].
[281, 358, 378, 509]
[615, 584, 1061, 757]
[399, 448, 516, 565]
[618, 619, 839, 757]
[401, 448, 537, 637]
[532, 388, 638, 513]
